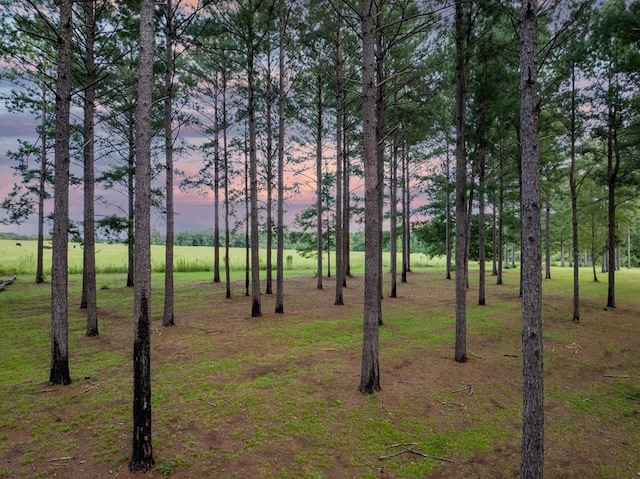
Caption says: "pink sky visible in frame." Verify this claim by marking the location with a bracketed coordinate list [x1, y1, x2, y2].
[0, 102, 352, 237]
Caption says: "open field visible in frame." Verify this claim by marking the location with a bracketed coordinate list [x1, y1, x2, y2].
[0, 240, 439, 278]
[0, 263, 639, 478]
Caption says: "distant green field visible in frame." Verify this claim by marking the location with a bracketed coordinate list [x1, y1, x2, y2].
[0, 239, 444, 278]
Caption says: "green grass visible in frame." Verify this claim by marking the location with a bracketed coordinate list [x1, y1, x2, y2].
[0, 264, 639, 477]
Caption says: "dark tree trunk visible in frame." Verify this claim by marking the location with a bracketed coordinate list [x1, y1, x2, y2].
[82, 0, 98, 336]
[389, 99, 398, 298]
[222, 69, 232, 299]
[497, 155, 504, 285]
[265, 53, 274, 295]
[606, 97, 619, 309]
[445, 146, 452, 280]
[213, 73, 221, 284]
[275, 0, 285, 312]
[359, 0, 381, 395]
[50, 0, 73, 386]
[130, 0, 155, 471]
[520, 1, 544, 477]
[401, 143, 410, 283]
[249, 56, 261, 317]
[36, 84, 47, 284]
[316, 80, 323, 290]
[334, 17, 344, 306]
[163, 0, 175, 327]
[454, 0, 468, 364]
[544, 189, 551, 280]
[127, 135, 135, 288]
[478, 147, 486, 306]
[244, 123, 250, 298]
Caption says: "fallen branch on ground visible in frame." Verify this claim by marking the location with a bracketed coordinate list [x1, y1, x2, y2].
[453, 383, 474, 395]
[48, 456, 74, 462]
[69, 384, 99, 400]
[603, 374, 634, 379]
[379, 444, 457, 464]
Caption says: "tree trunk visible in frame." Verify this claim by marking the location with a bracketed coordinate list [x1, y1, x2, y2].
[245, 126, 250, 298]
[316, 80, 323, 290]
[163, 0, 175, 327]
[545, 188, 551, 280]
[82, 0, 98, 336]
[520, 1, 544, 477]
[213, 73, 221, 284]
[343, 134, 351, 280]
[401, 143, 409, 283]
[359, 0, 381, 394]
[249, 49, 261, 317]
[334, 17, 344, 306]
[223, 68, 232, 299]
[497, 158, 504, 284]
[627, 226, 631, 269]
[127, 131, 135, 288]
[478, 147, 486, 306]
[130, 0, 155, 471]
[389, 99, 398, 298]
[275, 0, 285, 312]
[454, 0, 468, 363]
[492, 200, 498, 275]
[445, 145, 452, 280]
[36, 83, 47, 284]
[265, 53, 274, 295]
[50, 0, 73, 386]
[606, 95, 619, 309]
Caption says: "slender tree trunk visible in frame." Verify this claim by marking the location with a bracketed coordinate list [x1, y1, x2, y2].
[520, 1, 544, 477]
[497, 156, 504, 284]
[343, 134, 351, 280]
[606, 96, 619, 309]
[627, 226, 631, 268]
[50, 0, 73, 386]
[316, 81, 323, 290]
[223, 69, 232, 299]
[163, 0, 175, 327]
[375, 27, 386, 315]
[249, 52, 261, 317]
[334, 17, 344, 306]
[36, 84, 47, 284]
[544, 189, 551, 280]
[389, 99, 398, 298]
[244, 124, 250, 298]
[127, 126, 135, 288]
[478, 147, 486, 306]
[445, 145, 452, 280]
[275, 0, 285, 312]
[359, 0, 381, 394]
[213, 73, 221, 284]
[401, 143, 410, 283]
[492, 200, 498, 275]
[82, 0, 98, 336]
[454, 0, 468, 363]
[265, 54, 274, 295]
[130, 0, 155, 471]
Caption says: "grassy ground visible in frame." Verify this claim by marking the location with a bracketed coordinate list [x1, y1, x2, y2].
[0, 263, 638, 478]
[0, 239, 440, 278]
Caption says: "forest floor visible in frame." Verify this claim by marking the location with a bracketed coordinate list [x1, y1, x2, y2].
[0, 267, 639, 479]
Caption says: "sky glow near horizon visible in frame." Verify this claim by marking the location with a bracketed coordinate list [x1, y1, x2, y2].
[0, 94, 365, 238]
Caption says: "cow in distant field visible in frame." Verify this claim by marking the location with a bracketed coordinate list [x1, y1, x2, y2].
[16, 243, 21, 247]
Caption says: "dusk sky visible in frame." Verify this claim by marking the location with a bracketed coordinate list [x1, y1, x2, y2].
[0, 87, 356, 238]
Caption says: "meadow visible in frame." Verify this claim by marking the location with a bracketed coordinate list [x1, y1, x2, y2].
[0, 241, 638, 478]
[0, 239, 439, 278]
